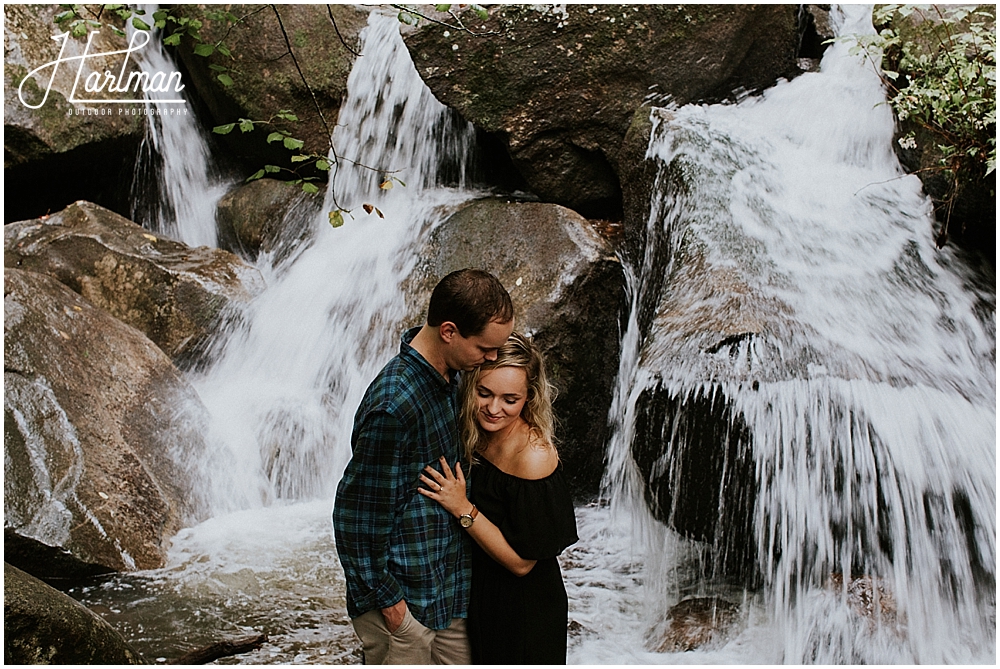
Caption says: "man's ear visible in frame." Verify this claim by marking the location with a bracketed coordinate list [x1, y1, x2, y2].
[439, 321, 459, 343]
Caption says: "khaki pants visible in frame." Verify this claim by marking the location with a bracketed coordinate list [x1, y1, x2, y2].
[352, 607, 471, 665]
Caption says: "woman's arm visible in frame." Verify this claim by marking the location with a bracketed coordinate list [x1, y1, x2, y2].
[418, 457, 537, 577]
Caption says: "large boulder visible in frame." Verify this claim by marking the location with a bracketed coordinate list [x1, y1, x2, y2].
[407, 199, 626, 499]
[4, 5, 146, 222]
[5, 200, 263, 365]
[4, 268, 206, 574]
[403, 4, 799, 217]
[173, 3, 369, 171]
[216, 177, 322, 259]
[4, 562, 145, 664]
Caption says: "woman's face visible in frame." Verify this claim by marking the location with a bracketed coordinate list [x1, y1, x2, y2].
[475, 366, 528, 434]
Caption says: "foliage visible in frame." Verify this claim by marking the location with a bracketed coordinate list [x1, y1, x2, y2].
[848, 4, 996, 245]
[393, 3, 491, 32]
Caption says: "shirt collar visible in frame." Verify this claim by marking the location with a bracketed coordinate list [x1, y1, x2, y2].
[400, 326, 458, 388]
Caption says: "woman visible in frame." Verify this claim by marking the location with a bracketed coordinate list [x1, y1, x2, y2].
[418, 332, 579, 664]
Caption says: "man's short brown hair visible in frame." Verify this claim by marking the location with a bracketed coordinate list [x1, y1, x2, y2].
[427, 269, 514, 337]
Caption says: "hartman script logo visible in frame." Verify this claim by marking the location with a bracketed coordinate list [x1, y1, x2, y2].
[18, 30, 186, 109]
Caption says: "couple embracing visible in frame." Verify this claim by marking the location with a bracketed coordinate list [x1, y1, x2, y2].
[333, 268, 579, 664]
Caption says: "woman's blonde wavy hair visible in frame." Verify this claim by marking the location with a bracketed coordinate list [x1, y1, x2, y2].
[459, 332, 557, 464]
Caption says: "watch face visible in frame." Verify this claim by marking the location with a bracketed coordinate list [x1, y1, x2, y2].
[460, 515, 473, 528]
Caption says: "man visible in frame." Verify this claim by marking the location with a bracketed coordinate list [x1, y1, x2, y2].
[333, 268, 514, 664]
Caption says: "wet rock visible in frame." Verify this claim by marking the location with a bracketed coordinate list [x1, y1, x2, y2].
[408, 199, 627, 500]
[404, 5, 798, 216]
[216, 178, 322, 259]
[4, 562, 145, 664]
[174, 4, 368, 170]
[4, 268, 206, 573]
[827, 573, 899, 626]
[799, 5, 835, 61]
[652, 597, 741, 652]
[4, 5, 145, 222]
[4, 200, 263, 364]
[4, 529, 114, 585]
[631, 385, 758, 585]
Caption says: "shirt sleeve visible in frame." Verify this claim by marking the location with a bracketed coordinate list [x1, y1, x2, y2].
[333, 409, 407, 612]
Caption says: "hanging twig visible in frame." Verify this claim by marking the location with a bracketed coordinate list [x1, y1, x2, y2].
[389, 4, 499, 37]
[210, 5, 270, 51]
[269, 4, 347, 209]
[327, 4, 362, 57]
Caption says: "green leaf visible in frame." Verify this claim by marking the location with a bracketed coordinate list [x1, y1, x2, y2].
[154, 20, 166, 29]
[470, 4, 489, 20]
[217, 43, 232, 57]
[302, 182, 320, 194]
[111, 26, 126, 37]
[217, 73, 234, 87]
[209, 63, 228, 72]
[435, 4, 451, 11]
[132, 17, 150, 31]
[398, 10, 417, 26]
[266, 132, 285, 144]
[264, 164, 281, 173]
[163, 33, 182, 46]
[329, 210, 345, 228]
[316, 159, 330, 171]
[193, 42, 215, 57]
[247, 169, 266, 182]
[213, 123, 236, 135]
[55, 10, 75, 22]
[239, 119, 255, 133]
[290, 154, 311, 163]
[153, 10, 168, 22]
[283, 137, 305, 151]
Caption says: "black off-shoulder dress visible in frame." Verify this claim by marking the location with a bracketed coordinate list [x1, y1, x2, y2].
[467, 457, 579, 665]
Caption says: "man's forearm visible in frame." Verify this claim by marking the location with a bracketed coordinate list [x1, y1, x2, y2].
[381, 599, 407, 633]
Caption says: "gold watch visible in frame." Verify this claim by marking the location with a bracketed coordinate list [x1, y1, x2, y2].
[459, 505, 479, 528]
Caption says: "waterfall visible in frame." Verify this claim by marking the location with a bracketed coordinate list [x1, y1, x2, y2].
[187, 12, 478, 513]
[129, 7, 226, 248]
[602, 4, 995, 663]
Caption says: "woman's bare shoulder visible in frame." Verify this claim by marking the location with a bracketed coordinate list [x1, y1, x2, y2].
[511, 432, 559, 480]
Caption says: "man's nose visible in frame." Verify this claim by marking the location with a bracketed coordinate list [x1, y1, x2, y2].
[484, 349, 498, 362]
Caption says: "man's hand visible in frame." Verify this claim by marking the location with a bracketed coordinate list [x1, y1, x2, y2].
[381, 599, 407, 633]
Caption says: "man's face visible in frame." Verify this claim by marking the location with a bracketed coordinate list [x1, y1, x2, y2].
[445, 319, 514, 372]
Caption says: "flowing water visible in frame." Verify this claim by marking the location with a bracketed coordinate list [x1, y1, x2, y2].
[129, 5, 227, 248]
[70, 5, 994, 665]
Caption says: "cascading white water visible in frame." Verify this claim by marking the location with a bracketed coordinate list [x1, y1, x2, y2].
[130, 7, 225, 248]
[597, 4, 995, 663]
[68, 5, 994, 664]
[188, 12, 478, 513]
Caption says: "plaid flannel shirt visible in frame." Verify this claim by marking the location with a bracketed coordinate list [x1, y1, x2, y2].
[333, 327, 470, 630]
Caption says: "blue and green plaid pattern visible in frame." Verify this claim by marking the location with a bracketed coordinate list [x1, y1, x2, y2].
[333, 327, 470, 630]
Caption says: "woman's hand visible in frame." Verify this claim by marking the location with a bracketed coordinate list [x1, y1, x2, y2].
[418, 456, 473, 518]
